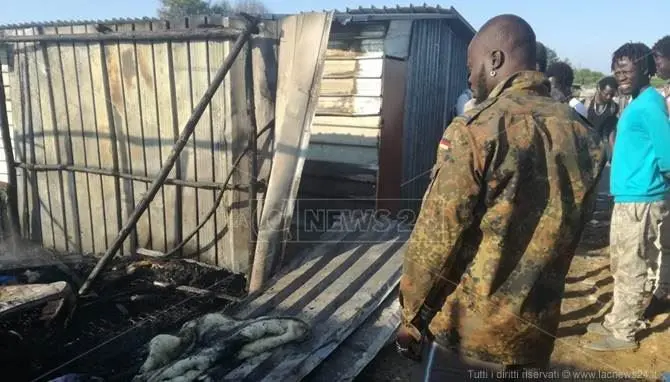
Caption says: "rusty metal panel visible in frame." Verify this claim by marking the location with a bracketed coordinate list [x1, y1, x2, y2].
[376, 58, 407, 216]
[0, 16, 280, 275]
[400, 19, 470, 214]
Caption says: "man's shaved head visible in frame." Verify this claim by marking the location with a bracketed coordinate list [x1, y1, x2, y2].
[468, 14, 537, 102]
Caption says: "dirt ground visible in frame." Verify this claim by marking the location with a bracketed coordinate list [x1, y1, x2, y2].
[357, 171, 670, 382]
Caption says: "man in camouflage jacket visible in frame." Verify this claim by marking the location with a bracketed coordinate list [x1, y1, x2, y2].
[397, 14, 606, 380]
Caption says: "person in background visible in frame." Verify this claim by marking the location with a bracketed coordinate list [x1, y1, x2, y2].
[653, 35, 670, 111]
[395, 13, 605, 381]
[583, 42, 670, 352]
[647, 35, 670, 318]
[454, 86, 475, 116]
[536, 41, 548, 73]
[546, 61, 588, 118]
[584, 76, 619, 152]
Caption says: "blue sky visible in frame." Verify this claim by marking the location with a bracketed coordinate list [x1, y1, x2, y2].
[0, 0, 667, 73]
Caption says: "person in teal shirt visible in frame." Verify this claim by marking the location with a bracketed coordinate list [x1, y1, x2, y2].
[584, 42, 670, 352]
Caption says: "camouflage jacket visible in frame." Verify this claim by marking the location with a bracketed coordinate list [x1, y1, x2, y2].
[399, 71, 606, 365]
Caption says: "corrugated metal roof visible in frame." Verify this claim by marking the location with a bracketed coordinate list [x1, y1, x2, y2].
[0, 17, 160, 29]
[333, 4, 454, 14]
[0, 4, 475, 36]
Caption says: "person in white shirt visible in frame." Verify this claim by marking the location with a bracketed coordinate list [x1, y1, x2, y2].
[547, 61, 588, 118]
[454, 88, 474, 116]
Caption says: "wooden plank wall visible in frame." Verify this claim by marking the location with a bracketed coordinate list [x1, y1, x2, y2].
[293, 22, 388, 236]
[0, 17, 278, 275]
[308, 22, 385, 170]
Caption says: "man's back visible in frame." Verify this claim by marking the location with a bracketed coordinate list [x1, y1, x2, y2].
[404, 71, 606, 365]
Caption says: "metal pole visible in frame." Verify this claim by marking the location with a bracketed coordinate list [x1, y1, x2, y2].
[0, 28, 242, 43]
[0, 64, 21, 236]
[78, 17, 260, 296]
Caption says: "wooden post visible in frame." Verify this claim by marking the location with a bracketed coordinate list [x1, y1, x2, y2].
[0, 64, 21, 237]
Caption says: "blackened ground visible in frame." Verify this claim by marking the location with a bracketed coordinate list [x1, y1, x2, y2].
[0, 255, 246, 382]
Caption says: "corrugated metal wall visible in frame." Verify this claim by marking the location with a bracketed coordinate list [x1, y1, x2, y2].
[401, 19, 469, 213]
[0, 17, 278, 274]
[294, 22, 387, 235]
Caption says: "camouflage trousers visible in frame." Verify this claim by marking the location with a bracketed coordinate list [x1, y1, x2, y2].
[604, 200, 670, 341]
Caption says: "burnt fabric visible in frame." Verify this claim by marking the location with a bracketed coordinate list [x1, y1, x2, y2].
[399, 71, 607, 365]
[133, 314, 309, 382]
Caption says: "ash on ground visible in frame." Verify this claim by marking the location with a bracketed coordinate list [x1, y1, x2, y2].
[0, 253, 246, 382]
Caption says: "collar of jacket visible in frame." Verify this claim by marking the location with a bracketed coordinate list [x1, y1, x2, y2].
[486, 71, 551, 100]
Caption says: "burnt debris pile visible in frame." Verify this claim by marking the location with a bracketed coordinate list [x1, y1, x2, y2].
[0, 246, 246, 382]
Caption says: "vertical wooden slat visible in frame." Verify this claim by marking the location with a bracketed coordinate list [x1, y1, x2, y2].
[30, 27, 62, 249]
[206, 15, 231, 267]
[59, 24, 93, 252]
[171, 17, 197, 256]
[105, 22, 135, 255]
[228, 17, 252, 274]
[135, 20, 168, 252]
[251, 21, 278, 227]
[42, 25, 79, 251]
[6, 29, 29, 239]
[73, 25, 104, 253]
[153, 20, 178, 252]
[89, 26, 122, 252]
[166, 20, 185, 255]
[20, 29, 42, 242]
[188, 15, 217, 264]
[0, 36, 20, 236]
[117, 21, 151, 250]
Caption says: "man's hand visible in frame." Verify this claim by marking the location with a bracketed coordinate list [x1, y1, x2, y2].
[395, 326, 422, 362]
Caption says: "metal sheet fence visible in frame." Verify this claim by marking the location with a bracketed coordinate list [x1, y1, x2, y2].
[401, 19, 469, 213]
[0, 16, 278, 274]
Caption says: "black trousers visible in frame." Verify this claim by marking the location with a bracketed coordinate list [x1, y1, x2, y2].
[412, 341, 549, 382]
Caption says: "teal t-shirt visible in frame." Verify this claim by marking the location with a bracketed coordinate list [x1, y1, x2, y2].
[610, 87, 670, 202]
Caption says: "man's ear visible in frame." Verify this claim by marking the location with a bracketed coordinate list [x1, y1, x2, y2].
[490, 50, 505, 71]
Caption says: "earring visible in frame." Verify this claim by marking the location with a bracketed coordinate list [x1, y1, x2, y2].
[490, 70, 496, 77]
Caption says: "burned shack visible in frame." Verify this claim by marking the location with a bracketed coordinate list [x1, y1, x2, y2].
[297, 5, 475, 228]
[0, 6, 474, 382]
